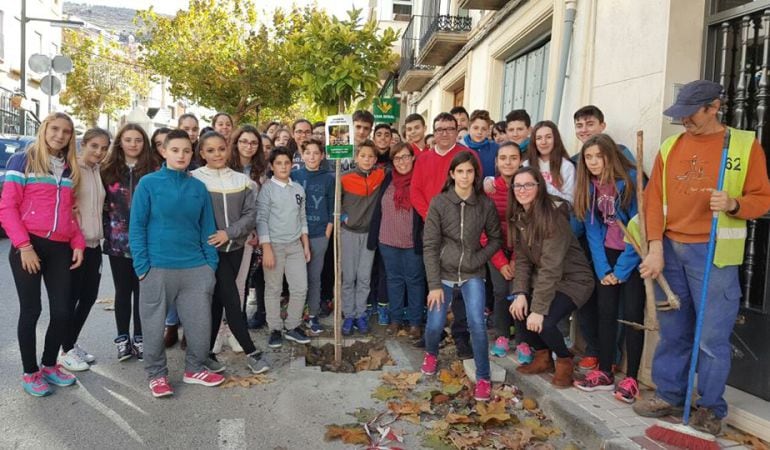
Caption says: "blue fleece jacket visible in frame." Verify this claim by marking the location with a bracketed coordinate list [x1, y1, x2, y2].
[291, 166, 335, 238]
[128, 164, 219, 277]
[463, 135, 499, 178]
[583, 169, 640, 282]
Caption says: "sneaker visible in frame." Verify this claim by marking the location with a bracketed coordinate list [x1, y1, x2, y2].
[115, 335, 132, 361]
[377, 304, 390, 326]
[73, 344, 96, 363]
[577, 356, 598, 371]
[355, 316, 369, 334]
[633, 395, 684, 418]
[132, 336, 144, 361]
[227, 332, 244, 353]
[490, 336, 510, 358]
[319, 299, 333, 318]
[268, 330, 283, 348]
[421, 352, 437, 376]
[305, 316, 324, 335]
[41, 364, 76, 387]
[59, 349, 89, 372]
[248, 313, 266, 330]
[515, 342, 533, 364]
[284, 327, 311, 344]
[342, 318, 354, 336]
[204, 356, 226, 373]
[574, 370, 615, 392]
[247, 352, 270, 374]
[455, 339, 473, 360]
[474, 379, 492, 401]
[183, 369, 225, 387]
[690, 407, 723, 435]
[149, 376, 174, 398]
[614, 377, 640, 404]
[21, 371, 51, 397]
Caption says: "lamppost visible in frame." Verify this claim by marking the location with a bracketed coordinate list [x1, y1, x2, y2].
[18, 0, 83, 134]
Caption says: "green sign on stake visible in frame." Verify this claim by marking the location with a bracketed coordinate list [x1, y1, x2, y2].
[325, 114, 354, 160]
[373, 97, 399, 122]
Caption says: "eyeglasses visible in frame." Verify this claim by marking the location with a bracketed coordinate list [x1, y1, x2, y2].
[512, 182, 538, 191]
[238, 140, 260, 147]
[294, 130, 312, 135]
[434, 127, 457, 134]
[392, 154, 413, 162]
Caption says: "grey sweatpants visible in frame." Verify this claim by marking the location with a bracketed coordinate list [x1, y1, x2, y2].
[264, 240, 308, 331]
[139, 265, 215, 380]
[341, 228, 375, 319]
[307, 236, 329, 316]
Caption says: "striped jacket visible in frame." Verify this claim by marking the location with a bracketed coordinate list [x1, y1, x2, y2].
[0, 151, 85, 250]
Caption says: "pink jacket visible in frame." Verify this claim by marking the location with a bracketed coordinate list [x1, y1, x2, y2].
[0, 151, 85, 250]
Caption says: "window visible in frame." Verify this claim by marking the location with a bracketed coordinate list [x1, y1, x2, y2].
[393, 0, 412, 18]
[501, 40, 550, 121]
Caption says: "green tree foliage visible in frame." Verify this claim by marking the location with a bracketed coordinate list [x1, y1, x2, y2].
[60, 29, 149, 127]
[136, 0, 300, 124]
[283, 8, 399, 115]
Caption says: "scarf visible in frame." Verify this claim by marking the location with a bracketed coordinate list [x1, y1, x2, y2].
[392, 169, 413, 211]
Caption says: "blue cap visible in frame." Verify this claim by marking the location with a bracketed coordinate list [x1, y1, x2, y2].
[663, 80, 723, 118]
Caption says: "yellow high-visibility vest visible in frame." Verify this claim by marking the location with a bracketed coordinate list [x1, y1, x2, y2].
[659, 127, 754, 267]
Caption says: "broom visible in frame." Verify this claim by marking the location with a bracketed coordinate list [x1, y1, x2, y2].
[645, 130, 731, 450]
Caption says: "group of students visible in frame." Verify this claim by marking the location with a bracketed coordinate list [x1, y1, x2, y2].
[0, 103, 646, 404]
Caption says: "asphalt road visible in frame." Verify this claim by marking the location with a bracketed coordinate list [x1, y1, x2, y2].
[0, 238, 403, 450]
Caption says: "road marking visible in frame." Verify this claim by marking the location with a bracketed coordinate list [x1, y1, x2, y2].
[104, 387, 149, 416]
[75, 384, 145, 445]
[218, 419, 245, 449]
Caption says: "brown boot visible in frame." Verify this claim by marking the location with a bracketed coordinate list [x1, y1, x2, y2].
[164, 324, 179, 348]
[516, 349, 554, 374]
[408, 326, 422, 340]
[551, 356, 574, 388]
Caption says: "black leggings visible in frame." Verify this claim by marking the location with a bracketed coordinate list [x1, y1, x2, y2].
[109, 255, 141, 337]
[10, 236, 73, 374]
[211, 248, 257, 355]
[244, 251, 266, 320]
[516, 291, 577, 358]
[596, 247, 645, 378]
[489, 262, 513, 339]
[62, 247, 102, 352]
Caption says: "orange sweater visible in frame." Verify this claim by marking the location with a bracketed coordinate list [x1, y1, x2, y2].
[645, 129, 770, 243]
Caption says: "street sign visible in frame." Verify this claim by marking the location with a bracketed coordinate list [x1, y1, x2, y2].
[372, 97, 399, 122]
[28, 54, 51, 74]
[40, 75, 61, 96]
[52, 55, 73, 74]
[325, 115, 354, 160]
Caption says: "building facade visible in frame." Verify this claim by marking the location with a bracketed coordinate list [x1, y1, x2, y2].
[391, 0, 770, 439]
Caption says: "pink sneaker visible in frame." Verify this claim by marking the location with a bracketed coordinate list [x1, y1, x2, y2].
[515, 342, 534, 365]
[614, 377, 640, 404]
[22, 371, 51, 397]
[421, 352, 437, 376]
[149, 376, 174, 398]
[574, 370, 614, 392]
[41, 364, 76, 386]
[183, 369, 225, 387]
[490, 336, 510, 357]
[474, 379, 491, 401]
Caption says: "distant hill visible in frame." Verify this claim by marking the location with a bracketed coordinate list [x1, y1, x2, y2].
[63, 2, 169, 40]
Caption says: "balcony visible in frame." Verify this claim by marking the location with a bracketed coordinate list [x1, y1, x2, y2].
[417, 14, 473, 66]
[398, 17, 436, 93]
[457, 0, 508, 10]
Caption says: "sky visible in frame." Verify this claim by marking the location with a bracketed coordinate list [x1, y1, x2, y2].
[70, 0, 371, 18]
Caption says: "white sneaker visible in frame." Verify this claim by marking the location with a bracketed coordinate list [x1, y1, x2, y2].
[227, 332, 244, 353]
[59, 349, 89, 372]
[73, 344, 96, 363]
[245, 288, 258, 318]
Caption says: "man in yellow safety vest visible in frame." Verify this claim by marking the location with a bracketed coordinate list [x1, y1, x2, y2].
[633, 80, 770, 435]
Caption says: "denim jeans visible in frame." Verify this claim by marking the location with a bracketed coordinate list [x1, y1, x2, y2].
[425, 278, 490, 380]
[652, 238, 741, 419]
[378, 244, 425, 326]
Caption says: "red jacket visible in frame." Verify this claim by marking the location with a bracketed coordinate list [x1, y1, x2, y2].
[409, 144, 478, 220]
[482, 176, 513, 270]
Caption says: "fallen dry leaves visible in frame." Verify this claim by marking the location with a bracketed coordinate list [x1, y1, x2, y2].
[476, 399, 512, 424]
[219, 374, 272, 388]
[355, 348, 396, 372]
[723, 431, 770, 450]
[324, 424, 370, 445]
[381, 371, 422, 390]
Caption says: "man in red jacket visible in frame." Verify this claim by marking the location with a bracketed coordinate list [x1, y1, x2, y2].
[410, 112, 479, 358]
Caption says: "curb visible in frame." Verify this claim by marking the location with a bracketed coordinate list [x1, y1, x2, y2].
[495, 356, 641, 449]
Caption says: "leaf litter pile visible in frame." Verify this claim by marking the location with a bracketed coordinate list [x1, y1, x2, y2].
[306, 340, 394, 373]
[325, 360, 575, 449]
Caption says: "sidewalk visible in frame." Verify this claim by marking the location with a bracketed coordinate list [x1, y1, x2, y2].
[491, 352, 754, 450]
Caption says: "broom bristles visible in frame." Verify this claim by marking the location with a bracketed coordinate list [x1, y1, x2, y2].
[646, 422, 720, 450]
